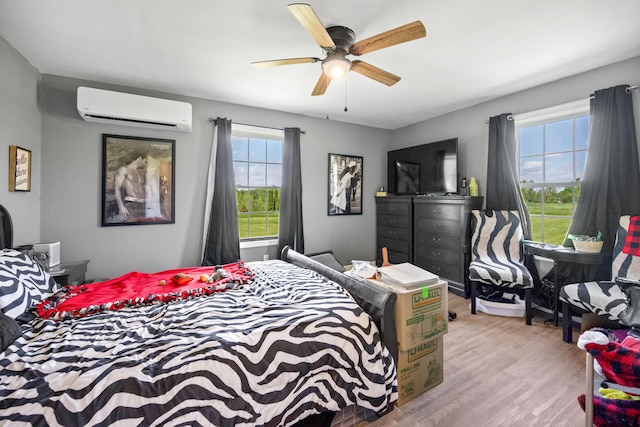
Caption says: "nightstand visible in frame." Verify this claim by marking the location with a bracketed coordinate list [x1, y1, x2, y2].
[49, 260, 89, 287]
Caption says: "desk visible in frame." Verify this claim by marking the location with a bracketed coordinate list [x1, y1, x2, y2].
[523, 241, 606, 327]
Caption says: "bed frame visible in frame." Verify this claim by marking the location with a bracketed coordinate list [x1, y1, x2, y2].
[281, 246, 398, 362]
[0, 204, 12, 250]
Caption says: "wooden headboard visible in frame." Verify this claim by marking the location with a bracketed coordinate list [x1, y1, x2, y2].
[281, 246, 398, 362]
[0, 204, 12, 250]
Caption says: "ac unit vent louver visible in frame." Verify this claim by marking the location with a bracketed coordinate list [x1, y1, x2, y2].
[77, 86, 192, 132]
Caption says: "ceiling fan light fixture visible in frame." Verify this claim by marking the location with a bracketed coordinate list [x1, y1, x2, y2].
[322, 55, 351, 79]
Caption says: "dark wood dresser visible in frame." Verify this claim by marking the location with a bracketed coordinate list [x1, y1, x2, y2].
[375, 196, 413, 265]
[412, 196, 483, 297]
[376, 195, 483, 297]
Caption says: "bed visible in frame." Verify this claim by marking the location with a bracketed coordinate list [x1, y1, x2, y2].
[0, 217, 398, 427]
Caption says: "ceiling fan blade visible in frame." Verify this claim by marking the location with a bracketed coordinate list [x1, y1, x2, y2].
[311, 73, 331, 96]
[349, 21, 426, 56]
[287, 3, 335, 49]
[351, 60, 401, 86]
[252, 57, 320, 68]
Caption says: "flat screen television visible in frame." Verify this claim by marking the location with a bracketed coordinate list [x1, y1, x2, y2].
[388, 138, 458, 195]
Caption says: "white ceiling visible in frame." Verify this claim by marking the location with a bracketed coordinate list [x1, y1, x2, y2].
[1, 0, 639, 130]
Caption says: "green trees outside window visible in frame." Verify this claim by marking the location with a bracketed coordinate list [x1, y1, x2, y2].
[237, 188, 280, 238]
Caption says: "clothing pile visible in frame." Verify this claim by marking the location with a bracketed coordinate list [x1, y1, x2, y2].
[578, 329, 640, 426]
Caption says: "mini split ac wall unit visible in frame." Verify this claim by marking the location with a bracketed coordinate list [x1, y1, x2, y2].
[77, 86, 192, 132]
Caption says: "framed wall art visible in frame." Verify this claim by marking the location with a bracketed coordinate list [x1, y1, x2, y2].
[102, 134, 175, 226]
[328, 153, 363, 216]
[8, 145, 31, 192]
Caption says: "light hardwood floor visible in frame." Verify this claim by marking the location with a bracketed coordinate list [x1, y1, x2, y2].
[360, 292, 588, 427]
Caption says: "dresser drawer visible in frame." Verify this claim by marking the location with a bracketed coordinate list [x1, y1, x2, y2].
[414, 217, 461, 236]
[414, 254, 462, 282]
[378, 226, 412, 241]
[415, 246, 461, 268]
[414, 203, 461, 221]
[377, 201, 411, 216]
[382, 249, 410, 265]
[378, 213, 411, 229]
[378, 236, 410, 254]
[415, 231, 462, 251]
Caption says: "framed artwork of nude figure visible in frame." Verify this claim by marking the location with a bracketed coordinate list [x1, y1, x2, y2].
[102, 134, 175, 226]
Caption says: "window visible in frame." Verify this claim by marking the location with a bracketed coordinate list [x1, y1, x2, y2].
[517, 100, 590, 244]
[231, 124, 283, 241]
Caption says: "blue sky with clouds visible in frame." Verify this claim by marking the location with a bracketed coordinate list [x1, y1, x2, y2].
[232, 137, 282, 187]
[519, 116, 589, 185]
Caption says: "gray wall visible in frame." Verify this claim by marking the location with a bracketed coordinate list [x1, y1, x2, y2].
[392, 56, 640, 200]
[39, 75, 390, 280]
[0, 37, 42, 246]
[3, 32, 639, 281]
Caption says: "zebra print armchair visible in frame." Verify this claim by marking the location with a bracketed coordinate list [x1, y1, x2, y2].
[469, 210, 534, 325]
[560, 215, 640, 343]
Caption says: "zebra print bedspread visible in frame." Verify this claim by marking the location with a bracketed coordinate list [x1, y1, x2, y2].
[0, 260, 397, 426]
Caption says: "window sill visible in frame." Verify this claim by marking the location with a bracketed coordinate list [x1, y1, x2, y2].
[240, 239, 278, 249]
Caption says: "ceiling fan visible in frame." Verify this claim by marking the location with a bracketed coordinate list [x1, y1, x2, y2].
[251, 3, 426, 96]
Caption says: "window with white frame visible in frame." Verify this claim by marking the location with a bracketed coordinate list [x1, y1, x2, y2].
[516, 100, 590, 244]
[231, 124, 283, 241]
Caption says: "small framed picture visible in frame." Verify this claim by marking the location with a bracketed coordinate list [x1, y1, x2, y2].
[102, 134, 175, 226]
[8, 145, 31, 192]
[328, 153, 363, 216]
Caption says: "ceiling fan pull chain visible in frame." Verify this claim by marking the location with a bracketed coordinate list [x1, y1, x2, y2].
[344, 80, 348, 112]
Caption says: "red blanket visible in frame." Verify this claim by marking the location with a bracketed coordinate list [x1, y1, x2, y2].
[36, 262, 253, 320]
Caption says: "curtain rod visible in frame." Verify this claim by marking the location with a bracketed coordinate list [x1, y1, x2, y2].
[589, 84, 638, 99]
[484, 114, 513, 124]
[208, 118, 306, 134]
[484, 85, 638, 123]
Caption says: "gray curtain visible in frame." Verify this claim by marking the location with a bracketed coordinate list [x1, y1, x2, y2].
[202, 117, 240, 265]
[565, 85, 640, 253]
[278, 127, 304, 255]
[486, 113, 532, 239]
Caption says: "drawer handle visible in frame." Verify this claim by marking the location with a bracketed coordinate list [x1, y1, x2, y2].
[432, 251, 441, 257]
[432, 223, 441, 230]
[432, 209, 441, 215]
[432, 237, 441, 243]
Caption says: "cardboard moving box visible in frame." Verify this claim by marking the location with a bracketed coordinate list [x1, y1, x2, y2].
[396, 336, 444, 406]
[371, 279, 448, 351]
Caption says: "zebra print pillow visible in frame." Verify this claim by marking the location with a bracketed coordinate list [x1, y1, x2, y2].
[0, 250, 55, 319]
